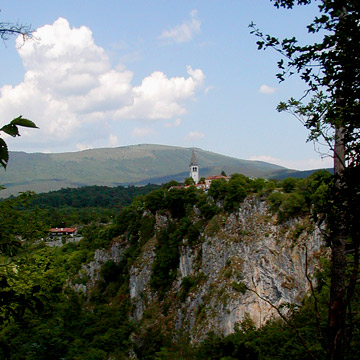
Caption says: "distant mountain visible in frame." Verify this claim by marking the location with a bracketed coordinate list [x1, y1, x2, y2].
[0, 144, 288, 198]
[269, 168, 333, 180]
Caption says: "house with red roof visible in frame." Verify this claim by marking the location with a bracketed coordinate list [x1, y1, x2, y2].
[49, 227, 77, 237]
[204, 175, 230, 189]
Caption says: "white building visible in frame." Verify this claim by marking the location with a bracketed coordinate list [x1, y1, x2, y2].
[189, 148, 199, 184]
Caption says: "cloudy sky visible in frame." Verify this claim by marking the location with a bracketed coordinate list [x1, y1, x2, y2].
[0, 0, 333, 170]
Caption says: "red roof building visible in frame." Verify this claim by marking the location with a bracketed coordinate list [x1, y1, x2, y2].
[205, 175, 230, 189]
[49, 227, 77, 236]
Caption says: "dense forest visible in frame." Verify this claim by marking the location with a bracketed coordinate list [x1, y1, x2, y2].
[1, 171, 358, 359]
[31, 184, 162, 209]
[1, 184, 161, 231]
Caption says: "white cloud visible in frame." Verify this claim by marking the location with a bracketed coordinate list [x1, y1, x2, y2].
[204, 85, 214, 94]
[259, 84, 276, 94]
[249, 155, 333, 170]
[185, 131, 205, 141]
[131, 127, 156, 137]
[108, 134, 119, 147]
[76, 143, 93, 151]
[165, 118, 182, 128]
[159, 9, 201, 43]
[115, 66, 204, 120]
[0, 17, 204, 149]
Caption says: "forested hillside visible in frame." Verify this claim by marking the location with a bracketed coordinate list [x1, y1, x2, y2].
[1, 171, 358, 359]
[32, 184, 161, 209]
[0, 144, 286, 198]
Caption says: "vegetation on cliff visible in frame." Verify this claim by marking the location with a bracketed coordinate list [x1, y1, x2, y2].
[1, 170, 357, 359]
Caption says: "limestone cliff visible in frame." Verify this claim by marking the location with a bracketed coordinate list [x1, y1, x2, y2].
[77, 196, 326, 342]
[128, 196, 325, 342]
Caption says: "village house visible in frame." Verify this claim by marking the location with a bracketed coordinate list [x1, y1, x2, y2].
[204, 175, 230, 189]
[169, 149, 230, 191]
[190, 148, 230, 188]
[49, 227, 78, 237]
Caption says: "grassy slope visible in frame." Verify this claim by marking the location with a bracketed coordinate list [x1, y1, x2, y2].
[0, 144, 286, 197]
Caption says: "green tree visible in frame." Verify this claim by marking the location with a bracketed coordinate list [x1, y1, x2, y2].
[184, 177, 195, 186]
[0, 116, 38, 169]
[282, 177, 297, 193]
[208, 178, 228, 202]
[251, 1, 359, 359]
[1, 17, 36, 169]
[224, 174, 250, 211]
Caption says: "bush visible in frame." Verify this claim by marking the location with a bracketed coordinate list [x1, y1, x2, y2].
[197, 193, 219, 220]
[251, 177, 267, 193]
[224, 174, 251, 211]
[150, 228, 180, 299]
[208, 179, 228, 201]
[140, 214, 156, 243]
[278, 192, 307, 222]
[282, 177, 298, 193]
[187, 223, 201, 246]
[100, 260, 121, 284]
[180, 276, 196, 302]
[144, 189, 166, 214]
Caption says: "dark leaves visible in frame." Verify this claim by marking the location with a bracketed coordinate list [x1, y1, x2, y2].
[271, 0, 313, 9]
[10, 115, 38, 129]
[0, 116, 38, 169]
[0, 138, 9, 169]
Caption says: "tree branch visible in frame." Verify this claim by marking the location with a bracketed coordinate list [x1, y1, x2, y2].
[304, 244, 323, 338]
[248, 277, 319, 360]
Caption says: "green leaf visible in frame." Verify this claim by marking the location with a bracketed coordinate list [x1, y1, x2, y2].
[0, 123, 20, 137]
[0, 138, 9, 169]
[10, 116, 38, 128]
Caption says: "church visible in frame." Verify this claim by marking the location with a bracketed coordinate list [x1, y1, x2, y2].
[189, 148, 229, 189]
[189, 148, 199, 184]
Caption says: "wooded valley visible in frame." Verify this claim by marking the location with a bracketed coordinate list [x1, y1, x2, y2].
[1, 171, 358, 359]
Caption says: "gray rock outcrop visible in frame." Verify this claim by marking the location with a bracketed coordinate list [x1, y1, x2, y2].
[128, 196, 325, 341]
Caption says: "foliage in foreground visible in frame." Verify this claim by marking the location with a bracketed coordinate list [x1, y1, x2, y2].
[1, 172, 358, 359]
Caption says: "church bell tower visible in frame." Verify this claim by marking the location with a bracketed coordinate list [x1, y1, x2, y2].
[189, 148, 199, 184]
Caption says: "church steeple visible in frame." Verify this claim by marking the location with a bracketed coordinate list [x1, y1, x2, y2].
[189, 148, 199, 184]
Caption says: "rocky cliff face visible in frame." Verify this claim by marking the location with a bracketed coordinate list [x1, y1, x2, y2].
[127, 196, 326, 342]
[73, 241, 128, 294]
[78, 196, 326, 342]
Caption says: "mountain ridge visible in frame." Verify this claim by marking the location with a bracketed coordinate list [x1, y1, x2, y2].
[0, 144, 295, 197]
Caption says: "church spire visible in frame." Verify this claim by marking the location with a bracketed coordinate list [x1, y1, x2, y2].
[190, 148, 198, 166]
[189, 148, 199, 184]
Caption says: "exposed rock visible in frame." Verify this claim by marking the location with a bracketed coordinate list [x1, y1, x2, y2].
[179, 246, 194, 278]
[78, 197, 326, 343]
[129, 238, 157, 320]
[75, 240, 127, 293]
[128, 196, 326, 342]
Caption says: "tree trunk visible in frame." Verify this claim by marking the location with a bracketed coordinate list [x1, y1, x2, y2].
[328, 126, 346, 360]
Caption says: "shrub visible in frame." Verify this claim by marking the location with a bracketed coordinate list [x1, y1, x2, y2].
[150, 228, 180, 299]
[208, 179, 228, 201]
[282, 177, 298, 193]
[100, 260, 121, 284]
[278, 192, 307, 222]
[187, 223, 201, 246]
[180, 276, 196, 302]
[224, 174, 251, 211]
[144, 189, 166, 214]
[231, 281, 247, 294]
[140, 214, 156, 242]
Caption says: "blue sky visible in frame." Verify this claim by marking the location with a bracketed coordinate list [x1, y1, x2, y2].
[0, 0, 333, 170]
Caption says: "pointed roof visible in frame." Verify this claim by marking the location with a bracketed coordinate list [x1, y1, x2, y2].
[190, 148, 198, 166]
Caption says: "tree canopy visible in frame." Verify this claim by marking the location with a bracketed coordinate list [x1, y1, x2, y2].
[0, 16, 36, 170]
[0, 116, 38, 169]
[251, 1, 359, 359]
[251, 0, 360, 166]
